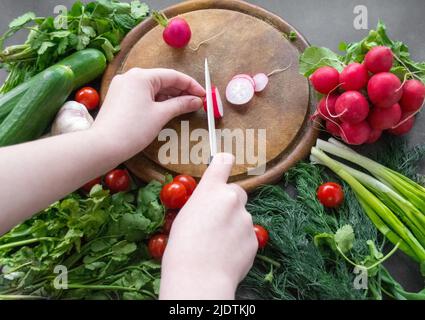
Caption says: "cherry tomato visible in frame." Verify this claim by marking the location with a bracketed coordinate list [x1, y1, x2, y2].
[81, 177, 102, 193]
[160, 182, 188, 209]
[104, 169, 130, 194]
[75, 87, 100, 111]
[254, 225, 269, 249]
[148, 234, 168, 260]
[163, 210, 179, 235]
[317, 182, 345, 208]
[173, 175, 197, 196]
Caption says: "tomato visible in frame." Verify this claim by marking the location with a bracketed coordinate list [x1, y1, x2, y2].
[163, 210, 179, 235]
[160, 182, 188, 209]
[75, 87, 100, 111]
[104, 169, 130, 194]
[81, 177, 102, 193]
[148, 234, 168, 260]
[173, 175, 197, 196]
[254, 225, 269, 249]
[317, 182, 345, 208]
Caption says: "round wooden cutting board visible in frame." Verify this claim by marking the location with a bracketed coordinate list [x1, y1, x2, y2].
[101, 0, 318, 192]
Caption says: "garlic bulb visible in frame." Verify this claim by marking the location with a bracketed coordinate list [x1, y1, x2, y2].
[51, 101, 94, 136]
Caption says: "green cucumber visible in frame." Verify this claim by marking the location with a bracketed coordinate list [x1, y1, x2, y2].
[0, 49, 106, 124]
[0, 65, 74, 146]
[57, 49, 107, 89]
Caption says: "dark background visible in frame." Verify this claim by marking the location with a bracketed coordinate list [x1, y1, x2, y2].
[0, 0, 424, 294]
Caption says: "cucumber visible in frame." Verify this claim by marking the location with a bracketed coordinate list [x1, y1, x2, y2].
[0, 49, 106, 124]
[57, 49, 107, 89]
[0, 65, 74, 146]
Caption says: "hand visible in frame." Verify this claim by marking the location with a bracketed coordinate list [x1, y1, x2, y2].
[160, 153, 258, 300]
[92, 68, 205, 157]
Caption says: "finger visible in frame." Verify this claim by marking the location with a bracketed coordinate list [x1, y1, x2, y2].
[148, 69, 205, 97]
[158, 87, 183, 97]
[228, 183, 248, 205]
[156, 94, 169, 102]
[157, 95, 203, 118]
[201, 153, 235, 184]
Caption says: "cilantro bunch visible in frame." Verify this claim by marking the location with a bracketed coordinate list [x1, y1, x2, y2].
[0, 0, 150, 93]
[0, 182, 164, 300]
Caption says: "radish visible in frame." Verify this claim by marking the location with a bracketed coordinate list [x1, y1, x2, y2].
[326, 120, 341, 137]
[232, 74, 256, 89]
[203, 86, 224, 119]
[400, 79, 425, 112]
[310, 66, 340, 94]
[253, 73, 269, 92]
[153, 12, 192, 48]
[367, 72, 402, 109]
[340, 121, 371, 145]
[226, 77, 255, 105]
[340, 63, 369, 91]
[368, 103, 402, 130]
[366, 128, 383, 144]
[317, 94, 339, 120]
[365, 46, 394, 74]
[388, 113, 415, 136]
[335, 91, 369, 124]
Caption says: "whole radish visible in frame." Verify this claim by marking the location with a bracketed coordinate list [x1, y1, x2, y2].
[341, 121, 371, 145]
[400, 79, 425, 112]
[368, 103, 402, 130]
[335, 91, 369, 124]
[340, 63, 369, 91]
[367, 72, 402, 109]
[366, 128, 383, 144]
[326, 120, 341, 137]
[317, 94, 339, 120]
[388, 113, 415, 136]
[310, 66, 340, 94]
[153, 12, 192, 48]
[365, 46, 394, 74]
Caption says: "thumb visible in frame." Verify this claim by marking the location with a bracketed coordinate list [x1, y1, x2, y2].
[158, 95, 203, 118]
[200, 153, 235, 185]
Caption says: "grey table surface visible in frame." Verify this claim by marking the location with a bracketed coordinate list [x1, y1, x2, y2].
[0, 0, 424, 294]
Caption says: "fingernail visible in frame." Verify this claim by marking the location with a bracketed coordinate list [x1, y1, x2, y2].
[213, 153, 235, 165]
[190, 97, 203, 109]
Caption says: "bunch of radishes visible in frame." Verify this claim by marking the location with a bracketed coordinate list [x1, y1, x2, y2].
[311, 46, 425, 145]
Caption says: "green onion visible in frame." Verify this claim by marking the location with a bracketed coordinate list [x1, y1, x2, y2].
[311, 141, 425, 269]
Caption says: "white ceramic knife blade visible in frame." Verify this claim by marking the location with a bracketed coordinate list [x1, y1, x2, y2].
[205, 58, 217, 159]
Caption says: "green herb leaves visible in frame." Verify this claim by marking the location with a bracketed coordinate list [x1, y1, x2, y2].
[0, 181, 163, 299]
[0, 0, 150, 93]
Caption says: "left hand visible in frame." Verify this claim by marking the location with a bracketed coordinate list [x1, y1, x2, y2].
[93, 68, 205, 157]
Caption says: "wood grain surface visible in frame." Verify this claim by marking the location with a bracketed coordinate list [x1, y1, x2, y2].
[101, 0, 319, 192]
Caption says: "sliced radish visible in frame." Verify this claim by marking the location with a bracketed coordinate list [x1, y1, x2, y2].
[226, 78, 255, 105]
[232, 74, 255, 89]
[203, 86, 224, 119]
[253, 73, 269, 92]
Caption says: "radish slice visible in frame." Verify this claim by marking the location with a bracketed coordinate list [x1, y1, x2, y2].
[203, 86, 224, 119]
[253, 73, 269, 92]
[232, 74, 255, 89]
[226, 78, 255, 105]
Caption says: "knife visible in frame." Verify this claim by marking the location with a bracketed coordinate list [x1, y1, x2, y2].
[205, 58, 217, 162]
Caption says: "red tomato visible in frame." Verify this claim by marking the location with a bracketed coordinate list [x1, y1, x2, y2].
[75, 87, 100, 111]
[173, 175, 197, 196]
[254, 225, 269, 249]
[81, 177, 102, 193]
[160, 182, 188, 209]
[148, 234, 168, 260]
[317, 182, 345, 208]
[104, 169, 130, 194]
[163, 210, 179, 235]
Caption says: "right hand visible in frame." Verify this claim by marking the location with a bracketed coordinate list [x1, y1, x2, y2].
[160, 153, 258, 300]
